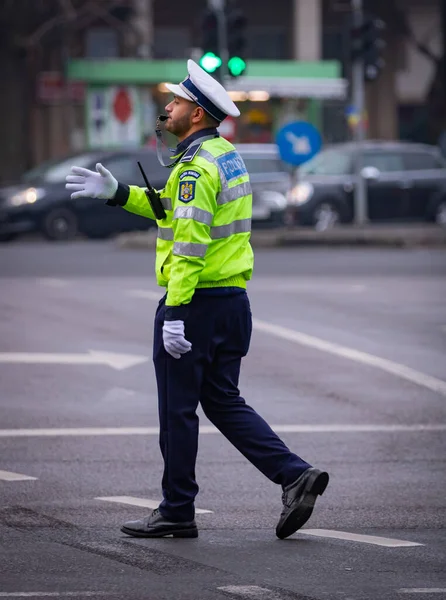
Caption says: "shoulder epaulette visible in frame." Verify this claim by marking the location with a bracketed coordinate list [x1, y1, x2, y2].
[180, 142, 202, 163]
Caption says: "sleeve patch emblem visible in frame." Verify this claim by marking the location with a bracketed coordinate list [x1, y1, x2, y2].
[179, 181, 196, 203]
[179, 170, 201, 180]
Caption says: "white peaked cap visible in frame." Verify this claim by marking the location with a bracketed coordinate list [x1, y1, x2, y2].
[165, 59, 240, 121]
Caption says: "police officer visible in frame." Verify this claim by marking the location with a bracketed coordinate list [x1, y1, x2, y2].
[65, 60, 329, 540]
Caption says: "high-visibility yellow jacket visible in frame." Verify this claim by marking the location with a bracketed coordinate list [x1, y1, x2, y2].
[121, 136, 254, 308]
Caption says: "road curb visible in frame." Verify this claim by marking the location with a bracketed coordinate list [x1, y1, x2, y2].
[115, 225, 446, 250]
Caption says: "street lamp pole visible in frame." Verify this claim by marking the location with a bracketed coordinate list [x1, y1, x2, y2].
[352, 0, 368, 226]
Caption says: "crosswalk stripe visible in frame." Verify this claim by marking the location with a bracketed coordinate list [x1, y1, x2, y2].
[0, 423, 445, 437]
[300, 529, 423, 547]
[95, 496, 213, 514]
[0, 469, 37, 481]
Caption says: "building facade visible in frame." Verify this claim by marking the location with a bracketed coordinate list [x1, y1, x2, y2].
[0, 0, 443, 183]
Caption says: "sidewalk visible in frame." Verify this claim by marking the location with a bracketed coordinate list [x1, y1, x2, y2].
[116, 224, 446, 250]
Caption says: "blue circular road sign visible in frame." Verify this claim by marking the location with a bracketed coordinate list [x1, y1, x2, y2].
[276, 121, 322, 166]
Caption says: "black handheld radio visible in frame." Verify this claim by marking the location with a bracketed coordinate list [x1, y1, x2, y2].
[137, 161, 166, 220]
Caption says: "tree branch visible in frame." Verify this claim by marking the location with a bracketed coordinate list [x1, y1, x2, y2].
[392, 2, 441, 64]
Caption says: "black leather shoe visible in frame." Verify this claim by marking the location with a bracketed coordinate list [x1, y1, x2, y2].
[121, 508, 198, 538]
[276, 468, 329, 539]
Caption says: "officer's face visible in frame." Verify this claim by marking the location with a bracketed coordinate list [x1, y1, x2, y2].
[165, 96, 198, 139]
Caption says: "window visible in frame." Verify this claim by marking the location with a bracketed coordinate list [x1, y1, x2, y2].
[154, 27, 190, 59]
[299, 150, 352, 175]
[403, 152, 445, 171]
[85, 28, 119, 58]
[22, 153, 102, 183]
[135, 153, 169, 186]
[362, 152, 405, 173]
[249, 27, 288, 59]
[101, 157, 137, 184]
[241, 156, 288, 174]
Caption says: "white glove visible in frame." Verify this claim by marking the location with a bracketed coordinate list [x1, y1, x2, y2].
[162, 320, 192, 359]
[65, 163, 118, 200]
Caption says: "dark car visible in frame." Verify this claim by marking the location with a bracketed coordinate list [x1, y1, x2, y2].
[0, 148, 168, 242]
[235, 143, 289, 227]
[285, 141, 446, 230]
[0, 143, 288, 242]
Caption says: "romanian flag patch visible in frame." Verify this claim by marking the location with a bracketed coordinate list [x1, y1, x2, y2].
[179, 181, 196, 203]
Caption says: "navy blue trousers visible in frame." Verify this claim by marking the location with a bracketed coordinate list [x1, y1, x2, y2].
[153, 290, 311, 522]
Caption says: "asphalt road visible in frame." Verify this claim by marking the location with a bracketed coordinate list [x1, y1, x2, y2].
[1, 240, 445, 600]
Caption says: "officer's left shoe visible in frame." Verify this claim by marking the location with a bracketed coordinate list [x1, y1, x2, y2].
[121, 508, 198, 538]
[276, 468, 329, 540]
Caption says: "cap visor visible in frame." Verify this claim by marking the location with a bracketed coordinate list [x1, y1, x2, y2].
[165, 83, 194, 102]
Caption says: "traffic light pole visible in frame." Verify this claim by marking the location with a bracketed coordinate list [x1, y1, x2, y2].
[352, 0, 368, 226]
[208, 0, 228, 83]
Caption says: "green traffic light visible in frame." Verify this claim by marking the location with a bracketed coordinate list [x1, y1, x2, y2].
[228, 56, 246, 77]
[199, 52, 222, 73]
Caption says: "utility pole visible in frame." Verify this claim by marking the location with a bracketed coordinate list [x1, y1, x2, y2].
[208, 0, 228, 84]
[351, 0, 368, 226]
[130, 0, 153, 58]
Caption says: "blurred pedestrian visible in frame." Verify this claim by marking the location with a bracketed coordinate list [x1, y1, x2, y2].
[65, 60, 329, 540]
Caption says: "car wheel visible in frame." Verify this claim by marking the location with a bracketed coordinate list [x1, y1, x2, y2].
[41, 208, 79, 241]
[435, 200, 446, 226]
[312, 202, 341, 231]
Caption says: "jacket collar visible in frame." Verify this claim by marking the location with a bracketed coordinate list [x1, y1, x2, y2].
[173, 127, 219, 157]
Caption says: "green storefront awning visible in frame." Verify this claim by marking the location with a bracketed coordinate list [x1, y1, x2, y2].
[66, 59, 347, 99]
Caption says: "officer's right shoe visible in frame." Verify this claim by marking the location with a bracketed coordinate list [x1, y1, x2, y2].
[121, 508, 198, 538]
[276, 468, 329, 540]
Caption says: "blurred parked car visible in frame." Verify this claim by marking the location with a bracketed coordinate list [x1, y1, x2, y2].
[0, 143, 288, 242]
[235, 143, 289, 227]
[0, 148, 167, 242]
[285, 141, 446, 230]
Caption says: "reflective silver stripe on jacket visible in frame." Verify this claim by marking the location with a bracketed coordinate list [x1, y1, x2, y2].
[198, 149, 228, 189]
[158, 227, 174, 241]
[161, 197, 172, 210]
[173, 206, 213, 226]
[217, 182, 252, 205]
[173, 241, 208, 258]
[211, 218, 251, 239]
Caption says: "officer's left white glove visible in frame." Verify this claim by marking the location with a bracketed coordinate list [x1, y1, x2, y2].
[162, 320, 192, 359]
[65, 163, 118, 200]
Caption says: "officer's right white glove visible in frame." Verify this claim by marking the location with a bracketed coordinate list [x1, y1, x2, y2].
[65, 163, 118, 200]
[162, 320, 192, 359]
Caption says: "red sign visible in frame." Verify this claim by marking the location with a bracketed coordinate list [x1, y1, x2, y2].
[37, 72, 85, 104]
[113, 88, 133, 124]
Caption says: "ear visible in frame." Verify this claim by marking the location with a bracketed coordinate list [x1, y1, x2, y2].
[191, 106, 206, 124]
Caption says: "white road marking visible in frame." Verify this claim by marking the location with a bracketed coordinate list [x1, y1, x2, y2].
[399, 590, 446, 594]
[0, 593, 109, 598]
[126, 289, 446, 397]
[253, 318, 446, 397]
[300, 529, 423, 547]
[0, 351, 148, 371]
[96, 495, 213, 514]
[0, 423, 445, 438]
[0, 469, 37, 481]
[217, 586, 273, 598]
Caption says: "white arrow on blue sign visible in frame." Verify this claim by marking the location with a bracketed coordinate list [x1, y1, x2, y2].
[276, 121, 322, 167]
